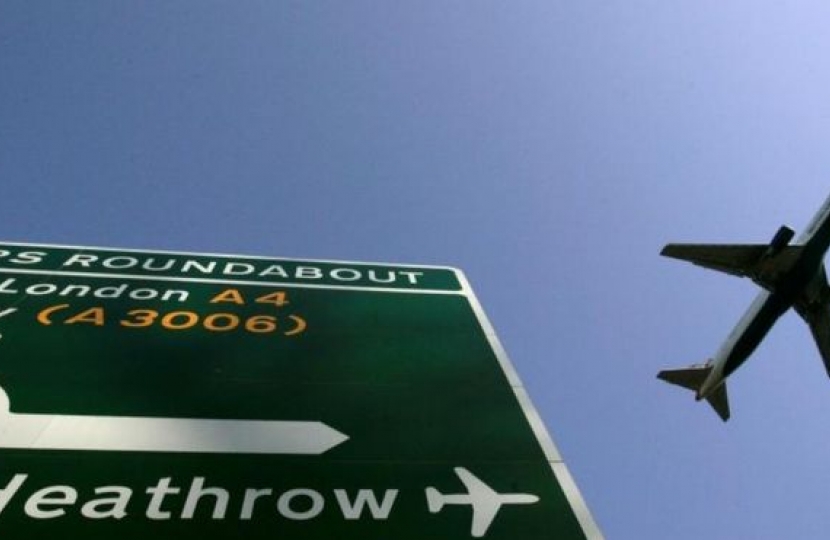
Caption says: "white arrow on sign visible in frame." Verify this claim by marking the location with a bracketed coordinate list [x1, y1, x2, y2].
[0, 385, 348, 455]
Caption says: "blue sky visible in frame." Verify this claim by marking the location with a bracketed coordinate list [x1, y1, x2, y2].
[4, 2, 830, 538]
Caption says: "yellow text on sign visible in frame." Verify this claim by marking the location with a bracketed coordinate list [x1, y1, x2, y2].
[210, 289, 289, 308]
[35, 305, 307, 336]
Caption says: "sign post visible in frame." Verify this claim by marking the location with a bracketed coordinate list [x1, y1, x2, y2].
[0, 242, 601, 539]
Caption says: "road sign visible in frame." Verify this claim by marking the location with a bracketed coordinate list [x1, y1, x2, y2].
[0, 242, 601, 539]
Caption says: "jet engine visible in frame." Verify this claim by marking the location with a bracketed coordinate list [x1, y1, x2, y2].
[766, 225, 795, 257]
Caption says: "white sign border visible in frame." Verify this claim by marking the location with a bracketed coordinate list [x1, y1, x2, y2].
[455, 269, 603, 540]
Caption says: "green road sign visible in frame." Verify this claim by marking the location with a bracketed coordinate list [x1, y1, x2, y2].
[0, 242, 601, 539]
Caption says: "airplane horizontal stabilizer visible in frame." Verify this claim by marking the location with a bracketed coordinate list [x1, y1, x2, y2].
[657, 365, 712, 391]
[657, 365, 730, 421]
[705, 383, 730, 422]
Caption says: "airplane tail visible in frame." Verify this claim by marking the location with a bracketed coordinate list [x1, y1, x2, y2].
[657, 365, 731, 421]
[425, 487, 444, 513]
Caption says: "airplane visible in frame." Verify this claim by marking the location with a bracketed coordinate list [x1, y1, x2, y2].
[426, 467, 539, 538]
[658, 192, 830, 421]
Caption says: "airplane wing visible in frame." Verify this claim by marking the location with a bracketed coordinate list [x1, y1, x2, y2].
[794, 267, 830, 377]
[454, 468, 500, 538]
[661, 244, 803, 288]
[661, 244, 767, 277]
[805, 308, 830, 378]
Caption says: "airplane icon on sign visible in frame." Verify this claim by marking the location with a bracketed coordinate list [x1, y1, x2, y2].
[426, 467, 540, 537]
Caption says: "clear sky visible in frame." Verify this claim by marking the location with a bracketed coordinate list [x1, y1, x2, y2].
[3, 2, 830, 538]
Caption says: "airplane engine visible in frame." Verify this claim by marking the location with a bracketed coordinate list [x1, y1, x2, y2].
[766, 225, 795, 257]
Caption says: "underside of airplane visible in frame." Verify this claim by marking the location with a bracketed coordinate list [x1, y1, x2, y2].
[658, 198, 830, 421]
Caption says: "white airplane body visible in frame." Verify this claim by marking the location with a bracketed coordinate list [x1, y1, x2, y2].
[426, 467, 539, 537]
[659, 193, 830, 420]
